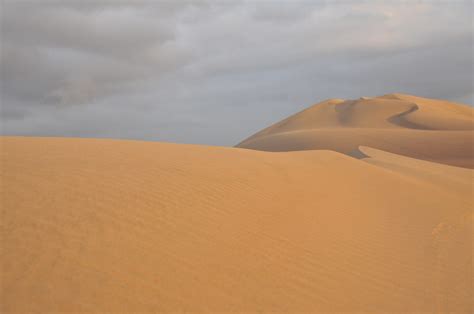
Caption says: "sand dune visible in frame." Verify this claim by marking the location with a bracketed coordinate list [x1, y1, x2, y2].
[1, 136, 472, 312]
[237, 93, 474, 168]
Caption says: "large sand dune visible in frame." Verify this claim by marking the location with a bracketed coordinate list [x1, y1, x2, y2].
[237, 94, 474, 168]
[1, 136, 472, 312]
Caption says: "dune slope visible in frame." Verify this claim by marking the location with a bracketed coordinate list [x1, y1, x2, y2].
[237, 94, 474, 168]
[1, 136, 472, 312]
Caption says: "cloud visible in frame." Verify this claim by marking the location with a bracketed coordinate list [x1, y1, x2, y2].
[1, 0, 472, 145]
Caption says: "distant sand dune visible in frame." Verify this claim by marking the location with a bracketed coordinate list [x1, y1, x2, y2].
[237, 94, 474, 168]
[1, 136, 472, 312]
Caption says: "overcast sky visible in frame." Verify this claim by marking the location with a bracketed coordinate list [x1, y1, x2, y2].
[1, 0, 472, 145]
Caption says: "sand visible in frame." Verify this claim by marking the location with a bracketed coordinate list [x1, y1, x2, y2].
[237, 93, 474, 168]
[1, 134, 472, 312]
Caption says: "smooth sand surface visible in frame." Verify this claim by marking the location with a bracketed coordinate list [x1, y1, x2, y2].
[1, 136, 472, 312]
[237, 94, 474, 168]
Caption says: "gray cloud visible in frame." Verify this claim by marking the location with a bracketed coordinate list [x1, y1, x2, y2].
[1, 0, 472, 145]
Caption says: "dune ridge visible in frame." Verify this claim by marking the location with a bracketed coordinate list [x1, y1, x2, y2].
[237, 93, 474, 168]
[1, 136, 472, 312]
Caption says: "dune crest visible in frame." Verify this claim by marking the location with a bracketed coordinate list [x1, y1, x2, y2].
[237, 94, 474, 168]
[1, 136, 472, 312]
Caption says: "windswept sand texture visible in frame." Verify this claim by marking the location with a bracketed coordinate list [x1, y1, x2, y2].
[1, 135, 472, 312]
[237, 94, 474, 168]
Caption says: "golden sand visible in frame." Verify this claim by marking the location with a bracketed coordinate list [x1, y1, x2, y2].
[2, 132, 472, 312]
[237, 94, 474, 168]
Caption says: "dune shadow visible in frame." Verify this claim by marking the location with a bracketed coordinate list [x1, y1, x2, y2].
[387, 104, 433, 130]
[347, 147, 370, 159]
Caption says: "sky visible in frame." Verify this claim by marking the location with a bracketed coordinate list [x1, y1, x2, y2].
[1, 0, 473, 146]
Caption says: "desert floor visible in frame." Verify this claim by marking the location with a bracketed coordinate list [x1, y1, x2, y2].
[1, 94, 473, 312]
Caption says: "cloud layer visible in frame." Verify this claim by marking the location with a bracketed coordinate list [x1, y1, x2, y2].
[1, 0, 472, 145]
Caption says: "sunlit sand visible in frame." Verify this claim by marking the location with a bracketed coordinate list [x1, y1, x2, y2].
[1, 94, 472, 312]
